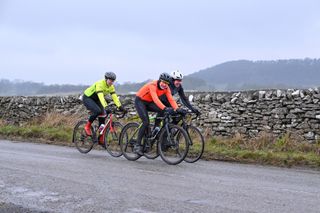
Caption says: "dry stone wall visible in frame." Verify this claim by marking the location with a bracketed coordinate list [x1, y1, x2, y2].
[1, 88, 320, 142]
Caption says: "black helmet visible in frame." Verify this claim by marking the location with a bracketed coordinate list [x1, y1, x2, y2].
[105, 72, 116, 80]
[159, 72, 171, 84]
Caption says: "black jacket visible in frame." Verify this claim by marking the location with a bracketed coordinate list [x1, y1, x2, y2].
[168, 78, 194, 111]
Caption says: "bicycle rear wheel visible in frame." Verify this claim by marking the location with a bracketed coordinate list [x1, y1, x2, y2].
[105, 121, 124, 157]
[119, 122, 141, 161]
[183, 125, 205, 163]
[158, 124, 189, 165]
[73, 120, 94, 154]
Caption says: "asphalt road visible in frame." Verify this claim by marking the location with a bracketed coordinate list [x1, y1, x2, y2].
[0, 140, 319, 213]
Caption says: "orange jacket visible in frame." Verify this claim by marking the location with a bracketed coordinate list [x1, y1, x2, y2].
[136, 80, 178, 110]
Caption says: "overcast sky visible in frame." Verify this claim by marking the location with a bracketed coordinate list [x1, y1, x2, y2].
[0, 0, 319, 85]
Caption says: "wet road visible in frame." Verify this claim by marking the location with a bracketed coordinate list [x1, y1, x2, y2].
[1, 140, 319, 213]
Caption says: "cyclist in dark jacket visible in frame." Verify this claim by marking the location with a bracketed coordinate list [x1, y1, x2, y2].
[155, 70, 200, 127]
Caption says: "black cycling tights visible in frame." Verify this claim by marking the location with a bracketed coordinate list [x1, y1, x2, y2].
[135, 97, 164, 146]
[83, 95, 105, 125]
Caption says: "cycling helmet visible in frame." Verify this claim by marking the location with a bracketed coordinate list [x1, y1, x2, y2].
[159, 72, 171, 84]
[105, 72, 116, 80]
[171, 70, 183, 80]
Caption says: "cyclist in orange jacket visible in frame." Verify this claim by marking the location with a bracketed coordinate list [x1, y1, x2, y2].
[135, 73, 184, 155]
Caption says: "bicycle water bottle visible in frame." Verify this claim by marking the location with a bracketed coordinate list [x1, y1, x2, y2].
[98, 124, 105, 135]
[152, 127, 160, 137]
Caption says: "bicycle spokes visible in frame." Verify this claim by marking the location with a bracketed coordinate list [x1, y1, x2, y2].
[184, 126, 205, 163]
[73, 120, 94, 154]
[105, 121, 123, 157]
[158, 124, 189, 165]
[120, 122, 142, 161]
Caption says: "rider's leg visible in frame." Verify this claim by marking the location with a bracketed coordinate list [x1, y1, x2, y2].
[135, 97, 149, 154]
[83, 95, 104, 135]
[84, 121, 92, 136]
[98, 107, 106, 126]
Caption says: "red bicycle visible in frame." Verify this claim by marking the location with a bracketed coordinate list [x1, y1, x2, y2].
[72, 105, 126, 157]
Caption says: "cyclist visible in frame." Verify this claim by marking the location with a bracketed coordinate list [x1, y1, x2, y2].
[155, 70, 200, 127]
[82, 72, 126, 137]
[134, 72, 183, 155]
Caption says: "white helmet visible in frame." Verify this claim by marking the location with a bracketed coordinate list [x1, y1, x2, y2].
[171, 70, 184, 80]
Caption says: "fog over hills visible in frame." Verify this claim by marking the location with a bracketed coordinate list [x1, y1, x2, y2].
[1, 58, 319, 96]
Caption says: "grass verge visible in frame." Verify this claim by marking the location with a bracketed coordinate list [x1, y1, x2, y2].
[203, 133, 320, 168]
[0, 114, 319, 168]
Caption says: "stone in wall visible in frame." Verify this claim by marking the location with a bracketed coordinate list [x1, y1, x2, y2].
[1, 88, 320, 142]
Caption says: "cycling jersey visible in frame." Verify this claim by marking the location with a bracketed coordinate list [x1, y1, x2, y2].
[84, 79, 121, 108]
[136, 80, 178, 110]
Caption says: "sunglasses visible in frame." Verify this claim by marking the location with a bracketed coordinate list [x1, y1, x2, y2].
[160, 80, 169, 85]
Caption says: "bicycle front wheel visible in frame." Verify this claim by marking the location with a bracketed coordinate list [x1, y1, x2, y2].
[73, 120, 94, 154]
[105, 121, 124, 157]
[158, 124, 189, 165]
[119, 122, 141, 161]
[183, 125, 205, 163]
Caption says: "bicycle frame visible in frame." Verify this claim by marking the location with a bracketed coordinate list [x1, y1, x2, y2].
[92, 109, 126, 143]
[97, 113, 114, 137]
[176, 111, 198, 128]
[126, 115, 157, 141]
[125, 114, 173, 147]
[161, 111, 199, 147]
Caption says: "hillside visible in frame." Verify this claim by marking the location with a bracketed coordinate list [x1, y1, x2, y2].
[0, 77, 208, 96]
[1, 58, 320, 95]
[188, 58, 320, 91]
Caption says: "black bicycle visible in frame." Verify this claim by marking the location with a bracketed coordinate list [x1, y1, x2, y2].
[176, 111, 205, 163]
[119, 112, 190, 165]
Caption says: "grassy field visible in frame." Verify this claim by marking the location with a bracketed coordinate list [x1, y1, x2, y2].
[0, 113, 319, 168]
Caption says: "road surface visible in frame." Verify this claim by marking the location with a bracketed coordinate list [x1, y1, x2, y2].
[0, 140, 319, 213]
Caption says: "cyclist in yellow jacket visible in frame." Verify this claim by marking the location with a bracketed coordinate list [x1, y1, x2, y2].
[83, 72, 126, 136]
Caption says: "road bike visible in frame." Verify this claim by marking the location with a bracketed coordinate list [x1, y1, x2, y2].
[119, 112, 190, 165]
[176, 111, 205, 163]
[72, 105, 126, 157]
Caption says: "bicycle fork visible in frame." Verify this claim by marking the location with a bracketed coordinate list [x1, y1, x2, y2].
[182, 122, 193, 147]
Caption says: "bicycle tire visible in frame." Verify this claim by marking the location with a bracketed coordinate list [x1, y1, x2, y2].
[183, 125, 205, 163]
[158, 124, 189, 165]
[73, 120, 94, 154]
[119, 122, 141, 161]
[105, 121, 124, 157]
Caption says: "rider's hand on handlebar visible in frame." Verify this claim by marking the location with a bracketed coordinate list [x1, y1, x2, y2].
[117, 105, 127, 113]
[164, 107, 174, 115]
[105, 107, 112, 114]
[176, 108, 187, 115]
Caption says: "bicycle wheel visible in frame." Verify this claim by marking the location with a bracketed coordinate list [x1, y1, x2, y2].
[143, 124, 159, 160]
[158, 124, 189, 165]
[73, 120, 94, 154]
[119, 122, 141, 161]
[183, 125, 205, 163]
[105, 121, 124, 157]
